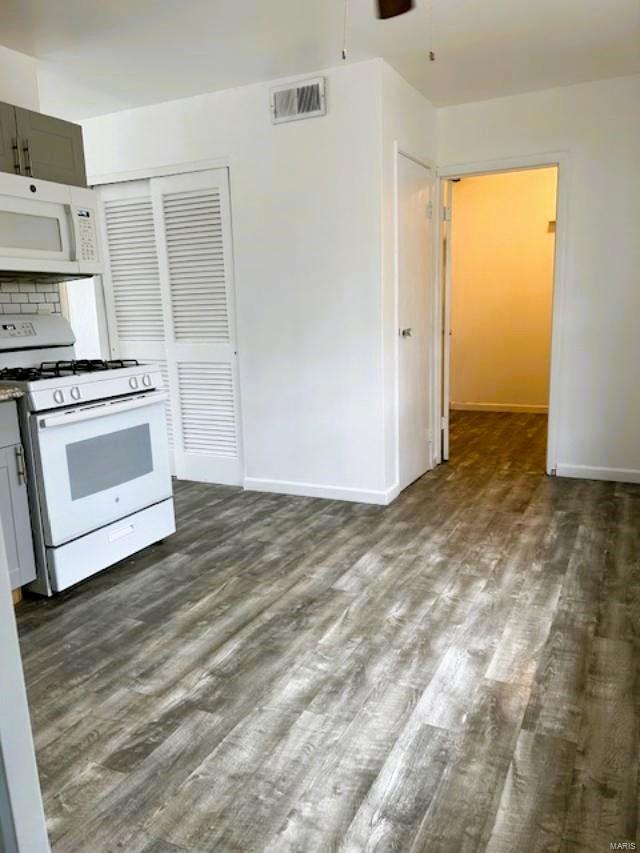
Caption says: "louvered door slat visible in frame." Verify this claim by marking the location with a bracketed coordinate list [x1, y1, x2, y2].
[178, 363, 238, 458]
[162, 186, 230, 344]
[103, 195, 164, 342]
[145, 358, 174, 446]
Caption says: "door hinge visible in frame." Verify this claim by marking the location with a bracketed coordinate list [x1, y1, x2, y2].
[426, 201, 433, 219]
[442, 206, 451, 222]
[441, 416, 446, 430]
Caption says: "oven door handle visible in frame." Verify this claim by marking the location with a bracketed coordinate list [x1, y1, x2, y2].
[37, 391, 169, 429]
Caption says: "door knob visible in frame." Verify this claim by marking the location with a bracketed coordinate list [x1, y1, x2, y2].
[400, 328, 412, 337]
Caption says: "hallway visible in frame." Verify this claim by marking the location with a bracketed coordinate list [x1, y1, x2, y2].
[449, 410, 548, 472]
[16, 413, 639, 852]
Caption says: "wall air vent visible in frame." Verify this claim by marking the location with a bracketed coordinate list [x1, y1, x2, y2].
[270, 77, 326, 125]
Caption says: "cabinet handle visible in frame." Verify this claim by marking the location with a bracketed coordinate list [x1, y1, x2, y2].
[15, 445, 26, 485]
[12, 138, 21, 174]
[22, 140, 32, 176]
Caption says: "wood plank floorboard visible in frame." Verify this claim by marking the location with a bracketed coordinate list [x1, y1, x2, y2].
[15, 411, 640, 852]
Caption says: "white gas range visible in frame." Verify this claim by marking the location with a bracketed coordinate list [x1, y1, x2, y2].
[0, 315, 175, 596]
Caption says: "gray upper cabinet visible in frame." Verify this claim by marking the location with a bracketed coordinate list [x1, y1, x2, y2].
[0, 101, 19, 176]
[0, 101, 87, 187]
[15, 107, 86, 187]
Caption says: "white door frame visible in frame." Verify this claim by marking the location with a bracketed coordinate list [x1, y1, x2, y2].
[393, 145, 438, 497]
[435, 151, 569, 475]
[439, 177, 452, 462]
[87, 155, 232, 188]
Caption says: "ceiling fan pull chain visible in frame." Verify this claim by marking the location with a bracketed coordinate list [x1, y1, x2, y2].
[342, 0, 349, 60]
[429, 0, 436, 61]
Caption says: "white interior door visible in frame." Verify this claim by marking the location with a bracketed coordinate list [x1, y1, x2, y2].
[99, 168, 242, 485]
[398, 154, 433, 492]
[152, 170, 241, 484]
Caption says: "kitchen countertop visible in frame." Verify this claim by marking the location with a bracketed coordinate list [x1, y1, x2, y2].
[0, 387, 23, 402]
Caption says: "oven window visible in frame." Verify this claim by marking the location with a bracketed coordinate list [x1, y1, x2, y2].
[0, 211, 62, 252]
[66, 424, 153, 500]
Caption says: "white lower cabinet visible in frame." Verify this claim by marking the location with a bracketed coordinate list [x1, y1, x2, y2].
[0, 404, 36, 590]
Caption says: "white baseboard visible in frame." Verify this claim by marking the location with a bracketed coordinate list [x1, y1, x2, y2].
[243, 476, 396, 505]
[385, 483, 401, 504]
[451, 402, 548, 414]
[555, 464, 640, 484]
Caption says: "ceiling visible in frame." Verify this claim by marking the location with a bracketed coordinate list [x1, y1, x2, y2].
[1, 0, 639, 120]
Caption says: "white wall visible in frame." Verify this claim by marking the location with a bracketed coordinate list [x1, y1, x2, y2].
[64, 280, 105, 360]
[438, 75, 640, 481]
[0, 45, 39, 109]
[380, 63, 436, 493]
[82, 60, 394, 501]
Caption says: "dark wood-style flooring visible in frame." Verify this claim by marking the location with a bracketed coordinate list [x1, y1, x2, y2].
[16, 412, 640, 852]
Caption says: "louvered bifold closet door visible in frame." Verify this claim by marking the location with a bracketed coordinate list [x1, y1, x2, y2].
[98, 179, 175, 470]
[151, 169, 242, 485]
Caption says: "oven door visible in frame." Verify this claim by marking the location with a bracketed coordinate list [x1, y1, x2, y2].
[31, 391, 172, 547]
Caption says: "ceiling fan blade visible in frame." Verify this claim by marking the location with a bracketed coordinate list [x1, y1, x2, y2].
[376, 0, 414, 19]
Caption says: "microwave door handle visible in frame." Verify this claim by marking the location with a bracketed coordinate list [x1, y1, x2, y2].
[65, 204, 78, 261]
[37, 391, 169, 429]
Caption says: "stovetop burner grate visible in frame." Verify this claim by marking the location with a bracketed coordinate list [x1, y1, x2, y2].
[39, 359, 140, 376]
[0, 359, 141, 382]
[0, 366, 57, 382]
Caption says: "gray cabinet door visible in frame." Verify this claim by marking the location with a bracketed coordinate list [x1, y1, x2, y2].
[0, 102, 19, 176]
[0, 445, 36, 590]
[15, 107, 86, 187]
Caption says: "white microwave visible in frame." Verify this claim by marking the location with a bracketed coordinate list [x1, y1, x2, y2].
[0, 172, 102, 279]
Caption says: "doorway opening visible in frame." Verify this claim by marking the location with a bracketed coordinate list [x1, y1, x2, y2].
[441, 165, 559, 472]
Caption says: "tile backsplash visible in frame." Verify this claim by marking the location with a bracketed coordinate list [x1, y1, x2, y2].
[0, 282, 61, 315]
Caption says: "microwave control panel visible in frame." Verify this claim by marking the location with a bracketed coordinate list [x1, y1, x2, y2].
[75, 208, 99, 263]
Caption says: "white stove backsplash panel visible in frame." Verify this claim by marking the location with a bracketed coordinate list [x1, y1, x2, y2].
[0, 282, 61, 315]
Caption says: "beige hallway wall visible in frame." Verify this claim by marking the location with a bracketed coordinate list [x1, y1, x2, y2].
[450, 167, 557, 412]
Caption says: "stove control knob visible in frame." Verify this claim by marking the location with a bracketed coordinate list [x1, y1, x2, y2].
[129, 376, 139, 390]
[142, 374, 152, 387]
[53, 390, 65, 404]
[70, 386, 81, 401]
